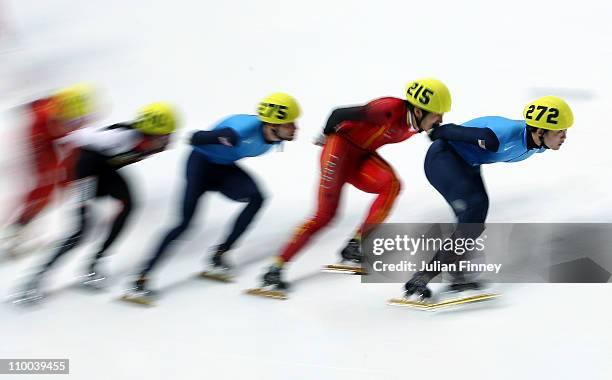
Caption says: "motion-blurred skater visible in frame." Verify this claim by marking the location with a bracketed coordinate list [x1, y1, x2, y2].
[253, 79, 452, 297]
[1, 84, 96, 257]
[14, 103, 178, 304]
[122, 93, 300, 305]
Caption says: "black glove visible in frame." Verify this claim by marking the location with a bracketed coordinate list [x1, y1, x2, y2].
[427, 124, 443, 141]
[188, 131, 205, 146]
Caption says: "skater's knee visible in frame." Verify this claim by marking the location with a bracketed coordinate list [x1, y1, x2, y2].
[248, 192, 265, 208]
[172, 221, 191, 236]
[451, 191, 488, 221]
[387, 177, 402, 197]
[118, 198, 133, 215]
[313, 209, 336, 228]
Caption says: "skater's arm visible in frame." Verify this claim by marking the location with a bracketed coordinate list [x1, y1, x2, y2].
[323, 106, 367, 135]
[190, 128, 240, 147]
[429, 124, 500, 152]
[323, 98, 406, 135]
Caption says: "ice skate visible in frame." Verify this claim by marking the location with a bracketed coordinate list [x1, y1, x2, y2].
[119, 278, 157, 306]
[11, 275, 44, 306]
[323, 239, 367, 275]
[435, 281, 500, 308]
[79, 263, 109, 291]
[199, 246, 234, 282]
[389, 276, 500, 311]
[245, 266, 289, 300]
[388, 275, 435, 309]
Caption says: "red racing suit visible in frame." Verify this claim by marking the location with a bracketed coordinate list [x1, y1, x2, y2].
[280, 97, 418, 262]
[16, 98, 79, 225]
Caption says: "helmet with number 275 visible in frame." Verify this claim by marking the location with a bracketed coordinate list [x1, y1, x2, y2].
[257, 93, 301, 124]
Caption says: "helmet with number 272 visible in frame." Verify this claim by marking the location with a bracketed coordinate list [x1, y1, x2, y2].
[523, 96, 573, 131]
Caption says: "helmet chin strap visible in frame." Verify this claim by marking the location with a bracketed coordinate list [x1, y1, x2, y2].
[270, 125, 292, 142]
[537, 132, 550, 150]
[271, 126, 283, 141]
[408, 110, 424, 133]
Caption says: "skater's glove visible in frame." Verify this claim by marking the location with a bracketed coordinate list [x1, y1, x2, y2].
[427, 124, 443, 141]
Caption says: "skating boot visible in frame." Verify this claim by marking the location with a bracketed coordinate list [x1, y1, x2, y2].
[245, 265, 289, 300]
[262, 265, 288, 290]
[447, 281, 483, 293]
[80, 262, 108, 290]
[340, 238, 362, 263]
[323, 239, 366, 274]
[120, 277, 157, 306]
[12, 274, 44, 306]
[199, 245, 234, 282]
[403, 274, 433, 300]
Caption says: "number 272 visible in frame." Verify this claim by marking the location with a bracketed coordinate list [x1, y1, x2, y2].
[525, 105, 559, 124]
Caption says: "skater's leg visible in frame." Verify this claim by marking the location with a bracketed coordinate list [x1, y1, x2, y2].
[277, 135, 354, 263]
[14, 199, 88, 302]
[39, 203, 90, 275]
[425, 140, 488, 239]
[405, 140, 488, 292]
[36, 151, 99, 274]
[349, 153, 402, 239]
[217, 164, 265, 251]
[89, 170, 133, 269]
[15, 147, 60, 226]
[138, 152, 210, 277]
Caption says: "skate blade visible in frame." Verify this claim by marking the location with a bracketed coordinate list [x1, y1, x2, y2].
[245, 288, 288, 300]
[10, 292, 44, 307]
[388, 292, 500, 311]
[322, 264, 367, 275]
[198, 270, 234, 283]
[118, 294, 155, 307]
[79, 277, 108, 291]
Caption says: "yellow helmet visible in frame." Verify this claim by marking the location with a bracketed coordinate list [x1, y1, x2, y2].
[405, 78, 451, 114]
[134, 102, 177, 135]
[257, 92, 301, 124]
[53, 83, 94, 121]
[523, 96, 573, 130]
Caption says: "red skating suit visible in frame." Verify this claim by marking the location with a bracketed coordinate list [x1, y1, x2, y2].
[280, 97, 417, 262]
[16, 98, 79, 225]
